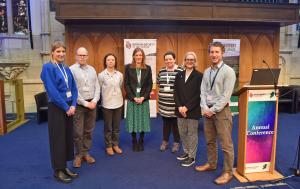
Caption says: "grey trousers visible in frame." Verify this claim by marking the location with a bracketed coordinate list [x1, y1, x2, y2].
[73, 105, 97, 157]
[203, 106, 234, 173]
[102, 106, 123, 148]
[177, 118, 199, 159]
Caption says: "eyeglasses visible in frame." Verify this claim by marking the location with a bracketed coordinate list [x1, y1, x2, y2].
[185, 59, 195, 62]
[77, 54, 88, 58]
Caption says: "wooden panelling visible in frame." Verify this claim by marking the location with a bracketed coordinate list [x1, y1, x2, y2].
[239, 35, 253, 84]
[65, 25, 280, 86]
[55, 1, 299, 26]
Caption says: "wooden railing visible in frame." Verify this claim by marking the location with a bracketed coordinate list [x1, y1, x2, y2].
[0, 80, 7, 135]
[0, 79, 27, 136]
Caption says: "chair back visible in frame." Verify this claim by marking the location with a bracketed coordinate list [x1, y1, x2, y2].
[34, 92, 48, 110]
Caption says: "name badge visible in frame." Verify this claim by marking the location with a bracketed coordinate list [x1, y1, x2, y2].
[66, 91, 72, 98]
[164, 86, 171, 92]
[207, 95, 212, 101]
[136, 88, 141, 93]
[82, 86, 89, 92]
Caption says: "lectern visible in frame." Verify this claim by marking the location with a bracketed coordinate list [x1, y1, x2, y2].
[233, 85, 283, 182]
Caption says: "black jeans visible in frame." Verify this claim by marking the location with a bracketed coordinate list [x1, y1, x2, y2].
[162, 117, 180, 143]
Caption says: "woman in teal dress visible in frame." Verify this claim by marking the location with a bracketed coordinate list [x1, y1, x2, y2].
[125, 47, 153, 152]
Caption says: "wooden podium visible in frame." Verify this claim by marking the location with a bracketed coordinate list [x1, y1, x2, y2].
[233, 85, 283, 182]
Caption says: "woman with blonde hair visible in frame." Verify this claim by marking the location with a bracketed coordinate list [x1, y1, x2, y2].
[40, 41, 78, 183]
[174, 51, 203, 167]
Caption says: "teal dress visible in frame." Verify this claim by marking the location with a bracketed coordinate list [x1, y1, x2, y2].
[126, 68, 150, 133]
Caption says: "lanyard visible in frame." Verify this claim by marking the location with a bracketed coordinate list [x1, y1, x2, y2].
[136, 68, 141, 87]
[209, 63, 224, 90]
[166, 72, 170, 85]
[56, 63, 69, 89]
[106, 69, 119, 86]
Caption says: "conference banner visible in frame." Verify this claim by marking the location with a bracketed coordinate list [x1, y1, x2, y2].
[124, 39, 157, 117]
[213, 39, 240, 114]
[245, 89, 276, 173]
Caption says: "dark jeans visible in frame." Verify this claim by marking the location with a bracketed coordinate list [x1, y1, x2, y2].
[162, 117, 180, 143]
[102, 106, 123, 148]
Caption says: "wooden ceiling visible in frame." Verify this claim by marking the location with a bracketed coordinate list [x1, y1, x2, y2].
[54, 0, 299, 26]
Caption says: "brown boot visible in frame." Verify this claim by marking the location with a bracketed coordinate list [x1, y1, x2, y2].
[73, 156, 82, 168]
[195, 163, 216, 172]
[83, 155, 96, 164]
[214, 172, 233, 185]
[113, 146, 123, 154]
[106, 147, 114, 156]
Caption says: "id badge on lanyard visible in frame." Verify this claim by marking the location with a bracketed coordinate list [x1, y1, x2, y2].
[56, 63, 71, 98]
[164, 72, 171, 91]
[66, 90, 72, 98]
[164, 86, 171, 92]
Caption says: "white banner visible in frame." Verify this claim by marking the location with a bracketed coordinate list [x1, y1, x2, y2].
[213, 39, 241, 114]
[213, 38, 240, 78]
[124, 39, 157, 117]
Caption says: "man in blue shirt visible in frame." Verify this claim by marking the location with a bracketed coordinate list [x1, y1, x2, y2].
[195, 41, 236, 185]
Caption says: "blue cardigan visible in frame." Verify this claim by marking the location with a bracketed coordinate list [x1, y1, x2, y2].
[40, 61, 78, 112]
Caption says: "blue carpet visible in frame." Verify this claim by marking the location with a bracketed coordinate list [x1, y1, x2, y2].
[0, 113, 299, 189]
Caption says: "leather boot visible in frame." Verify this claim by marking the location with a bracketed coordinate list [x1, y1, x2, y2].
[138, 132, 144, 151]
[132, 132, 138, 152]
[54, 170, 72, 183]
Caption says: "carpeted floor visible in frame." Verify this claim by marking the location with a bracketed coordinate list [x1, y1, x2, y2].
[0, 113, 299, 189]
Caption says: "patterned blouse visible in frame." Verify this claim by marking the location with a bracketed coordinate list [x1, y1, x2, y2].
[157, 65, 184, 117]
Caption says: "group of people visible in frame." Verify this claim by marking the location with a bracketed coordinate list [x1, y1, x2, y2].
[40, 41, 236, 185]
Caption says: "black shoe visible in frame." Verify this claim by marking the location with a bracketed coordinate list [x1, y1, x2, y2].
[54, 170, 72, 183]
[64, 168, 78, 178]
[176, 153, 188, 161]
[181, 157, 195, 167]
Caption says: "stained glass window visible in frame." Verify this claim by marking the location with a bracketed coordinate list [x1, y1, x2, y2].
[12, 0, 28, 35]
[0, 0, 8, 33]
[50, 0, 55, 12]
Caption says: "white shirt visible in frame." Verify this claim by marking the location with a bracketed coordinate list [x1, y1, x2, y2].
[70, 63, 100, 107]
[98, 69, 124, 109]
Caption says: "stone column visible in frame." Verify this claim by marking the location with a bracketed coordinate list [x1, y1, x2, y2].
[40, 0, 51, 63]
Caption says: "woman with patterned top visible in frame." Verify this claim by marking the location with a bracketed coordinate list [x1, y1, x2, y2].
[124, 47, 153, 152]
[98, 53, 124, 156]
[157, 51, 184, 153]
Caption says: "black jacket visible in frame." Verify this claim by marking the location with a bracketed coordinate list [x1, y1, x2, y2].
[124, 64, 153, 101]
[174, 69, 203, 120]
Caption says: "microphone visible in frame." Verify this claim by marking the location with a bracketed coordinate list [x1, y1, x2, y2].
[262, 60, 278, 96]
